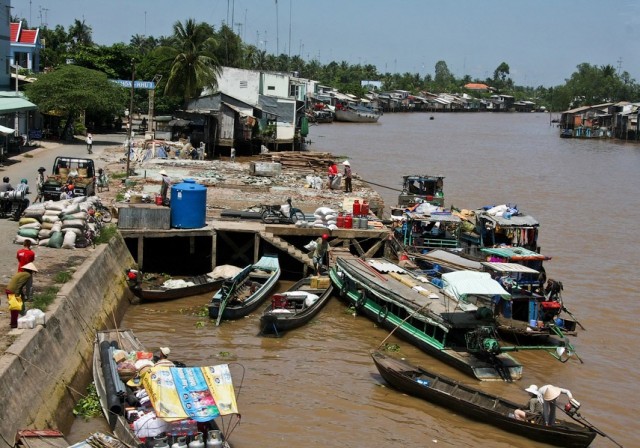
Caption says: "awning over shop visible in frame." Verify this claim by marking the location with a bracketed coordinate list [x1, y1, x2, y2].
[0, 94, 37, 114]
[0, 125, 15, 135]
[167, 118, 191, 127]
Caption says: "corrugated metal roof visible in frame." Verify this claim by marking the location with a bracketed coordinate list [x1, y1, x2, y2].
[480, 247, 550, 261]
[481, 212, 539, 227]
[481, 262, 539, 274]
[0, 95, 37, 113]
[367, 260, 406, 274]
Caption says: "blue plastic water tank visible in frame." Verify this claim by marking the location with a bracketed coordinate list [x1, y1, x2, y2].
[170, 178, 207, 229]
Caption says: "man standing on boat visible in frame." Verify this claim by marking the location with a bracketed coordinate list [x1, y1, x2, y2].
[539, 384, 573, 426]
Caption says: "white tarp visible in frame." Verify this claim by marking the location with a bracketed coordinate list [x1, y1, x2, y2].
[442, 271, 510, 302]
[0, 125, 15, 135]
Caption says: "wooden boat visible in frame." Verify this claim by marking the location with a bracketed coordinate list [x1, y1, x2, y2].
[93, 329, 234, 447]
[371, 351, 598, 448]
[260, 275, 334, 336]
[208, 254, 280, 325]
[329, 256, 523, 381]
[127, 271, 224, 302]
[334, 104, 381, 123]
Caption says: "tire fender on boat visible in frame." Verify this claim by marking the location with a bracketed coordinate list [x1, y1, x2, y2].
[377, 305, 388, 323]
[355, 290, 367, 311]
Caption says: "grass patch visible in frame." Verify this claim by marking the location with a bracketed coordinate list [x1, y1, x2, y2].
[54, 270, 73, 283]
[32, 286, 60, 310]
[115, 192, 125, 202]
[95, 224, 118, 244]
[73, 382, 103, 419]
[111, 171, 128, 179]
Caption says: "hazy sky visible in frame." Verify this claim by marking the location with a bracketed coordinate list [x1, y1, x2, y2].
[13, 0, 640, 87]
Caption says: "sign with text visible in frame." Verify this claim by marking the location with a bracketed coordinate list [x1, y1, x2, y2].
[111, 79, 156, 90]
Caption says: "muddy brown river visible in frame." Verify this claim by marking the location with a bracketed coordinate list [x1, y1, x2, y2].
[70, 112, 638, 447]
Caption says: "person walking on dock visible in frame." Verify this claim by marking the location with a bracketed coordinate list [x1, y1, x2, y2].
[342, 160, 352, 192]
[34, 167, 46, 203]
[159, 170, 171, 206]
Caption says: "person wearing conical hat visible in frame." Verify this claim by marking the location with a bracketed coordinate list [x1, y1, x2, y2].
[538, 384, 573, 426]
[159, 170, 171, 206]
[342, 160, 352, 193]
[6, 262, 37, 328]
[514, 384, 543, 421]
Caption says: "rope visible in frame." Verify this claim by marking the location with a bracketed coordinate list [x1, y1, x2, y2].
[359, 178, 403, 192]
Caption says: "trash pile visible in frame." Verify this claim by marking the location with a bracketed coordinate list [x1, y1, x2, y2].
[14, 197, 103, 248]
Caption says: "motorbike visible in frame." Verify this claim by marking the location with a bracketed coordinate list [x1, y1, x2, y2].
[260, 198, 306, 224]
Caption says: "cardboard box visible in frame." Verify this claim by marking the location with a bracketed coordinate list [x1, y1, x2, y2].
[310, 276, 331, 289]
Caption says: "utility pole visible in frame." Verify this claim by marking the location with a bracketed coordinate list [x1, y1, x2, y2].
[275, 0, 279, 55]
[126, 60, 135, 180]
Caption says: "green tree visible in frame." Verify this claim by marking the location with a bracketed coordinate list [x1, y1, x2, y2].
[434, 60, 454, 92]
[493, 62, 511, 92]
[40, 25, 70, 69]
[24, 65, 127, 138]
[155, 19, 222, 104]
[68, 19, 93, 49]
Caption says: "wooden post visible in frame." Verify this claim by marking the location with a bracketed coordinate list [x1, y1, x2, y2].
[137, 236, 144, 269]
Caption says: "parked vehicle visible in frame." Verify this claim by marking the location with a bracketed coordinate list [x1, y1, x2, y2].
[260, 198, 305, 224]
[42, 156, 96, 201]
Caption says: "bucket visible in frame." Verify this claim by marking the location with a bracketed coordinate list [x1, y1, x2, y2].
[155, 195, 163, 206]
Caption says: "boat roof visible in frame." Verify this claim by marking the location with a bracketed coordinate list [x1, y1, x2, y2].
[481, 262, 540, 274]
[442, 271, 511, 301]
[422, 250, 483, 270]
[481, 247, 550, 261]
[479, 211, 539, 227]
[403, 211, 461, 223]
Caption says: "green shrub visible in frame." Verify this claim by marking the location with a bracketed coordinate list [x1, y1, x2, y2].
[73, 382, 102, 419]
[95, 224, 118, 244]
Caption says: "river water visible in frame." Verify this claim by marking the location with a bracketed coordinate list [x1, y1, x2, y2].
[72, 113, 639, 447]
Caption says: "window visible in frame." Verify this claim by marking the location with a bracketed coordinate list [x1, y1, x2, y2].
[267, 86, 275, 91]
[239, 81, 247, 88]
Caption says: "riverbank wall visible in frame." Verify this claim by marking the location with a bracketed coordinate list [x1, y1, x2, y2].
[0, 234, 134, 448]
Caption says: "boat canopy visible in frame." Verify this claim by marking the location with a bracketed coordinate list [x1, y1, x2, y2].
[480, 262, 539, 274]
[442, 271, 511, 303]
[479, 212, 539, 228]
[480, 246, 550, 261]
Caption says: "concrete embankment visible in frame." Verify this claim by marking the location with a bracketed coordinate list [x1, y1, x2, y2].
[0, 234, 134, 448]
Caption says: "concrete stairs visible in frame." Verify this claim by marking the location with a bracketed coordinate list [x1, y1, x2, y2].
[260, 231, 315, 268]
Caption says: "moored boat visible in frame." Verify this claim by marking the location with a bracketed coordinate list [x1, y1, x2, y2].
[126, 271, 225, 302]
[93, 329, 236, 447]
[260, 275, 334, 336]
[329, 256, 523, 381]
[371, 351, 598, 448]
[208, 254, 280, 325]
[334, 104, 381, 123]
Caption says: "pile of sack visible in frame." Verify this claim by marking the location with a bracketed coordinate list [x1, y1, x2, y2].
[309, 206, 338, 230]
[14, 196, 102, 249]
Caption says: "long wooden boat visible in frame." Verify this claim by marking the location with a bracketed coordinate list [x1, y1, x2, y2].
[93, 329, 233, 447]
[127, 272, 224, 302]
[208, 254, 280, 325]
[259, 275, 334, 336]
[334, 105, 381, 123]
[330, 257, 523, 381]
[371, 351, 597, 448]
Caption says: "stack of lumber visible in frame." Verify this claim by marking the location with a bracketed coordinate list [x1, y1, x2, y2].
[260, 152, 338, 172]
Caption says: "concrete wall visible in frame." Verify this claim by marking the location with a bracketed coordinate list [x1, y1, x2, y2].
[0, 234, 135, 448]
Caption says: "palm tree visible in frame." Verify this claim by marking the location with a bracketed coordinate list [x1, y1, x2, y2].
[68, 19, 93, 48]
[156, 19, 222, 104]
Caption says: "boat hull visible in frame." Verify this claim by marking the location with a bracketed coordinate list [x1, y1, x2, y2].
[131, 275, 223, 302]
[371, 351, 596, 448]
[260, 276, 334, 335]
[208, 255, 280, 321]
[334, 108, 380, 123]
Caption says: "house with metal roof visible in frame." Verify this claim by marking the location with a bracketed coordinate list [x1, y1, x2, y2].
[10, 21, 43, 73]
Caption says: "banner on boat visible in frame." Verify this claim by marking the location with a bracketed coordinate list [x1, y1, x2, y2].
[142, 364, 238, 422]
